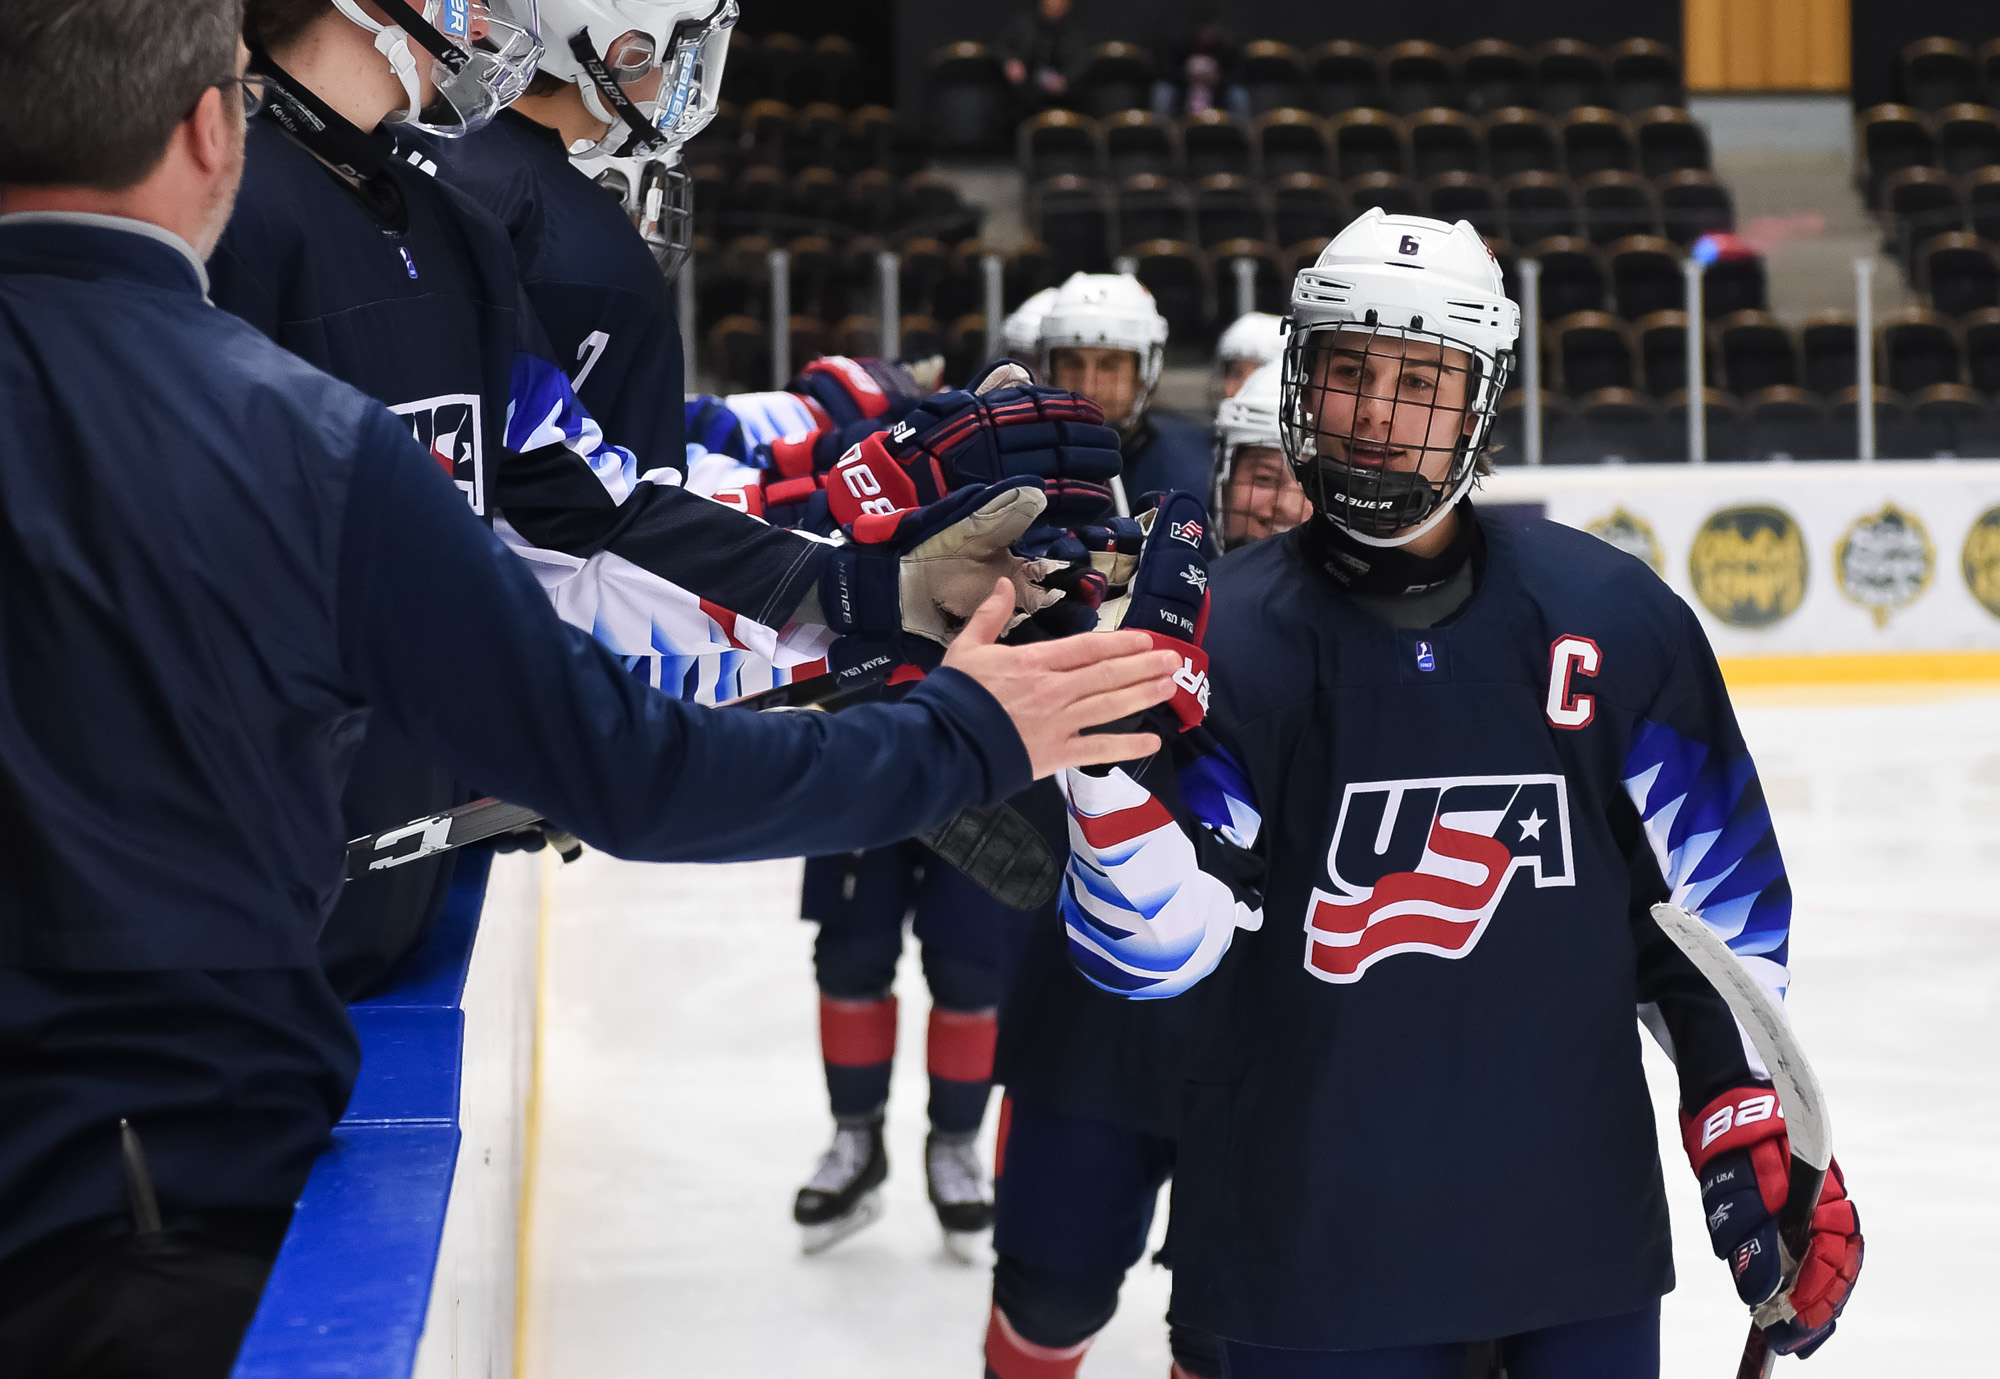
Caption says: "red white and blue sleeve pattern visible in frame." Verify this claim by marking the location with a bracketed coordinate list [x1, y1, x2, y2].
[1059, 747, 1265, 999]
[494, 356, 835, 703]
[1620, 714, 1793, 1070]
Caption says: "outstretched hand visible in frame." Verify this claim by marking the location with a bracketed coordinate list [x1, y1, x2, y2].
[942, 581, 1177, 777]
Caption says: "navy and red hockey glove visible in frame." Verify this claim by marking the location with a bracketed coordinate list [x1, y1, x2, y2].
[1685, 1085, 1864, 1358]
[1095, 490, 1211, 735]
[818, 476, 1065, 685]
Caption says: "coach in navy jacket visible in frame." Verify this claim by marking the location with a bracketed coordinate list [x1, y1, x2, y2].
[0, 8, 1173, 1374]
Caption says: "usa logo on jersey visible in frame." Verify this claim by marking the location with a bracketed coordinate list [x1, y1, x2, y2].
[1303, 774, 1574, 983]
[390, 393, 484, 515]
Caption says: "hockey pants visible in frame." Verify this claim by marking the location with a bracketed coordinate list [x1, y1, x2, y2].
[1216, 1301, 1660, 1379]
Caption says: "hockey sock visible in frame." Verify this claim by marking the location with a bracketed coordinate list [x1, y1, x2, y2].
[925, 1005, 997, 1135]
[985, 1303, 1092, 1379]
[819, 993, 897, 1121]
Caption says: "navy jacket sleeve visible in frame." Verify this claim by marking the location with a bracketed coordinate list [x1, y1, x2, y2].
[337, 410, 1029, 859]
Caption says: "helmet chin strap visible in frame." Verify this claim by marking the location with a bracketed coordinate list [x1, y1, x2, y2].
[566, 29, 668, 158]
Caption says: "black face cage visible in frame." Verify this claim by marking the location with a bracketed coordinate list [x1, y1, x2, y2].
[593, 161, 695, 279]
[1279, 323, 1512, 540]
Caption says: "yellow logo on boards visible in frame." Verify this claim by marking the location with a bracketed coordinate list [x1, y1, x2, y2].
[1835, 503, 1935, 628]
[1583, 507, 1665, 575]
[1688, 505, 1807, 628]
[1964, 505, 2000, 620]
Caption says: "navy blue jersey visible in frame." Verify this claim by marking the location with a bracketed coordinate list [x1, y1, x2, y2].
[1121, 408, 1212, 504]
[1058, 509, 1782, 1349]
[0, 214, 1028, 1268]
[415, 111, 685, 478]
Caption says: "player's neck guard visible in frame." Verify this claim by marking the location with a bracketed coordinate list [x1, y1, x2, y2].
[1304, 502, 1479, 597]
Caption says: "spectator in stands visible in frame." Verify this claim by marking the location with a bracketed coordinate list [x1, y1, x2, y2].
[0, 3, 1179, 1374]
[1153, 9, 1247, 121]
[1000, 0, 1077, 111]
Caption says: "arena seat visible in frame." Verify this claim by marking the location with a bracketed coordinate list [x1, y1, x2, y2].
[1257, 109, 1332, 180]
[1020, 110, 1101, 183]
[1074, 43, 1156, 120]
[1608, 39, 1684, 114]
[720, 30, 760, 106]
[1127, 239, 1210, 346]
[1663, 386, 1749, 460]
[1005, 241, 1056, 307]
[1534, 40, 1611, 115]
[1702, 253, 1767, 317]
[720, 165, 784, 235]
[899, 313, 945, 362]
[1562, 106, 1635, 176]
[1963, 306, 2000, 393]
[928, 42, 1011, 154]
[897, 237, 951, 318]
[1032, 175, 1112, 276]
[946, 312, 990, 385]
[1982, 39, 2000, 98]
[1485, 236, 1521, 299]
[1607, 236, 1682, 318]
[1309, 41, 1384, 117]
[1579, 170, 1657, 243]
[1800, 310, 1860, 395]
[1936, 104, 2000, 175]
[1194, 174, 1271, 248]
[936, 238, 990, 323]
[788, 102, 845, 170]
[1503, 170, 1579, 241]
[842, 168, 897, 234]
[1571, 387, 1658, 463]
[707, 313, 767, 389]
[688, 161, 728, 237]
[1713, 310, 1799, 394]
[1902, 37, 1979, 113]
[788, 166, 841, 226]
[832, 312, 881, 359]
[1970, 167, 2000, 242]
[785, 234, 838, 317]
[1528, 236, 1606, 317]
[1272, 172, 1349, 245]
[1209, 239, 1288, 315]
[1242, 41, 1310, 116]
[1831, 384, 1912, 457]
[758, 33, 806, 108]
[1743, 386, 1839, 460]
[1286, 236, 1336, 275]
[1634, 106, 1710, 177]
[1181, 110, 1253, 181]
[842, 105, 898, 175]
[1633, 309, 1689, 394]
[1881, 166, 1963, 258]
[1856, 104, 1937, 206]
[1483, 106, 1561, 178]
[1458, 40, 1533, 117]
[1916, 231, 2000, 315]
[1908, 381, 1995, 455]
[742, 98, 794, 165]
[1426, 171, 1502, 236]
[1657, 169, 1736, 244]
[1347, 170, 1421, 218]
[1105, 110, 1177, 180]
[1331, 108, 1406, 179]
[1550, 311, 1635, 393]
[1880, 306, 1962, 392]
[809, 35, 865, 109]
[1383, 40, 1458, 116]
[1116, 174, 1191, 250]
[1492, 388, 1564, 463]
[901, 169, 977, 242]
[1408, 107, 1482, 178]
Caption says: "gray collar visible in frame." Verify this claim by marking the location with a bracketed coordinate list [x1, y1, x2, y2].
[0, 210, 210, 300]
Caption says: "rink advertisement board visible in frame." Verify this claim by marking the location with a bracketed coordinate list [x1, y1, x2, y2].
[1483, 460, 2000, 673]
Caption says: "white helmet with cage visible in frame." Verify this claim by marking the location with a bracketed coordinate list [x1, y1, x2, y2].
[1280, 207, 1519, 547]
[1216, 358, 1282, 461]
[1216, 311, 1284, 369]
[331, 0, 543, 137]
[533, 0, 738, 158]
[1213, 360, 1307, 549]
[570, 147, 694, 277]
[1036, 271, 1169, 421]
[1002, 287, 1060, 364]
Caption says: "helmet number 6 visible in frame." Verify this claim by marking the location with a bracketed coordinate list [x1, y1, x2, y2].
[1398, 235, 1421, 256]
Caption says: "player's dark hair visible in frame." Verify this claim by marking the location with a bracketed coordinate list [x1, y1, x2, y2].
[0, 0, 245, 190]
[243, 0, 334, 51]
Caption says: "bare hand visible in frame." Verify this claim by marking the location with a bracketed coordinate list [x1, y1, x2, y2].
[942, 581, 1178, 776]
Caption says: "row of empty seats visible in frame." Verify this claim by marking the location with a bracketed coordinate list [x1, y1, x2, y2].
[690, 164, 979, 250]
[682, 100, 928, 179]
[1022, 104, 1712, 186]
[718, 31, 880, 112]
[1890, 37, 2000, 113]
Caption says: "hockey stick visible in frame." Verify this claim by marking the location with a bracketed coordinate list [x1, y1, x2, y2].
[344, 665, 1062, 910]
[1649, 903, 1832, 1379]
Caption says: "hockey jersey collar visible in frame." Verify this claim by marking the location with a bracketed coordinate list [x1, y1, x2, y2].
[0, 212, 209, 300]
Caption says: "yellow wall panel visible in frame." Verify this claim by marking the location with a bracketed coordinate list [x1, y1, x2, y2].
[1686, 0, 1851, 91]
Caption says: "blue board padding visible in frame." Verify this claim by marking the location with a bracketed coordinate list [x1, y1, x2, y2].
[232, 847, 495, 1379]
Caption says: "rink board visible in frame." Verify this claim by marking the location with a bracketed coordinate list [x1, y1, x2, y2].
[1483, 460, 2000, 671]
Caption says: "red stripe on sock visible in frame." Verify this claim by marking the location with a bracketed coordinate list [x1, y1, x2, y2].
[927, 1006, 997, 1083]
[985, 1304, 1091, 1379]
[819, 994, 897, 1067]
[993, 1095, 1013, 1179]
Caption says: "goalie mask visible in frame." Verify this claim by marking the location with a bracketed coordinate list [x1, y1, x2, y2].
[1036, 272, 1168, 430]
[1281, 209, 1518, 547]
[1212, 360, 1306, 551]
[535, 0, 738, 158]
[332, 0, 543, 137]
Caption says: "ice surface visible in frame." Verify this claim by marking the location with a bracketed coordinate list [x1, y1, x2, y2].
[522, 689, 2000, 1377]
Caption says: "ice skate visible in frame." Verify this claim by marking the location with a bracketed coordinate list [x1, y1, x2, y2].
[925, 1129, 992, 1261]
[794, 1118, 887, 1254]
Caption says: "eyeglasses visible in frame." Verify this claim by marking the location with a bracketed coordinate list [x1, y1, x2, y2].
[220, 73, 272, 120]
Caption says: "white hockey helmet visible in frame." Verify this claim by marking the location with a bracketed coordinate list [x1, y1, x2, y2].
[1280, 208, 1519, 547]
[533, 0, 737, 157]
[1002, 286, 1060, 364]
[331, 0, 543, 137]
[1215, 358, 1283, 460]
[1216, 311, 1285, 368]
[1213, 360, 1305, 549]
[1036, 272, 1169, 422]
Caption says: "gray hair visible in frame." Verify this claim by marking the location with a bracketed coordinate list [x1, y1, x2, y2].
[0, 0, 245, 189]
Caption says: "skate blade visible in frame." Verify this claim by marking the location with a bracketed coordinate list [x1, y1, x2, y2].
[799, 1188, 885, 1255]
[939, 1227, 990, 1266]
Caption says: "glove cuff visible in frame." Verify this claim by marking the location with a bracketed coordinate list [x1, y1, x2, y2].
[820, 543, 902, 639]
[1682, 1085, 1789, 1176]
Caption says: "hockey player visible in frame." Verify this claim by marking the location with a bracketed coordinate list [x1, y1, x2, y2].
[1212, 309, 1283, 401]
[1037, 272, 1211, 506]
[1210, 361, 1307, 551]
[1054, 210, 1865, 1375]
[211, 0, 1064, 994]
[1003, 285, 1059, 367]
